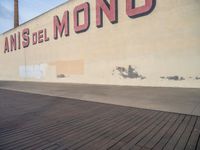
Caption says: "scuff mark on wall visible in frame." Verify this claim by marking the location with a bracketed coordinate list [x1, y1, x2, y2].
[195, 76, 200, 80]
[57, 74, 66, 78]
[160, 76, 185, 81]
[114, 65, 146, 79]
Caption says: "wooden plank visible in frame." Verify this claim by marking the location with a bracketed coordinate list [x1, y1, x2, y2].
[49, 107, 137, 148]
[108, 112, 164, 150]
[136, 113, 174, 147]
[162, 115, 191, 150]
[120, 113, 170, 150]
[70, 109, 155, 150]
[31, 108, 133, 149]
[185, 117, 200, 150]
[0, 106, 119, 149]
[196, 135, 200, 150]
[143, 114, 179, 149]
[0, 89, 200, 150]
[151, 114, 185, 150]
[175, 116, 197, 150]
[93, 111, 157, 150]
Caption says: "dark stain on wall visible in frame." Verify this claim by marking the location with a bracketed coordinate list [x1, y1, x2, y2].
[115, 65, 145, 79]
[57, 74, 66, 78]
[195, 76, 200, 80]
[160, 76, 185, 81]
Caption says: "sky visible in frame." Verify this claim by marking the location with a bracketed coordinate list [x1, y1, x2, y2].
[0, 0, 68, 34]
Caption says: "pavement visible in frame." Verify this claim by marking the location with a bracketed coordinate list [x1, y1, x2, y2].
[0, 89, 200, 150]
[0, 81, 200, 116]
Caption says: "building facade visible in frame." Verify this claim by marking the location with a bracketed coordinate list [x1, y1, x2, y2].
[0, 0, 200, 88]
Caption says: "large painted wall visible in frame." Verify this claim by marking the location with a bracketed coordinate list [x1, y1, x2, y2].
[0, 0, 200, 88]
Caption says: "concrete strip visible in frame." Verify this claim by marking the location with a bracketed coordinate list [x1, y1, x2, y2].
[0, 81, 200, 116]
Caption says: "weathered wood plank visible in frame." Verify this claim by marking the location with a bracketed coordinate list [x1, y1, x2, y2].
[0, 89, 199, 150]
[185, 117, 200, 150]
[175, 116, 197, 150]
[144, 114, 179, 149]
[162, 115, 191, 150]
[151, 115, 185, 150]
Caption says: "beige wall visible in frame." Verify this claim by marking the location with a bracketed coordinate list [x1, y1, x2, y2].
[0, 0, 200, 88]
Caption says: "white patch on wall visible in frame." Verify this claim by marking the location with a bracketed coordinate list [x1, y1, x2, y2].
[19, 64, 48, 79]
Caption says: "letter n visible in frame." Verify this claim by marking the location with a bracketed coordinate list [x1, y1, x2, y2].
[53, 11, 69, 39]
[74, 2, 90, 33]
[10, 34, 17, 51]
[126, 0, 156, 18]
[96, 0, 118, 28]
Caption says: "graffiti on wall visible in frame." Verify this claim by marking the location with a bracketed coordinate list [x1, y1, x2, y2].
[19, 60, 84, 79]
[19, 64, 48, 79]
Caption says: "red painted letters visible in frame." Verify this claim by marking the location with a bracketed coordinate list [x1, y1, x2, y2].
[33, 29, 49, 45]
[10, 34, 17, 51]
[53, 11, 69, 39]
[96, 0, 117, 27]
[38, 30, 44, 43]
[22, 28, 30, 48]
[4, 37, 9, 53]
[44, 29, 49, 42]
[3, 0, 156, 54]
[74, 2, 90, 33]
[32, 32, 37, 45]
[18, 32, 21, 49]
[126, 0, 155, 17]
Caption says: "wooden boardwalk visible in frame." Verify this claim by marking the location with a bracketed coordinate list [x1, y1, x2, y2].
[0, 89, 199, 150]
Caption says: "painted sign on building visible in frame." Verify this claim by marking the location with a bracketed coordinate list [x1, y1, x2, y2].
[4, 0, 156, 53]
